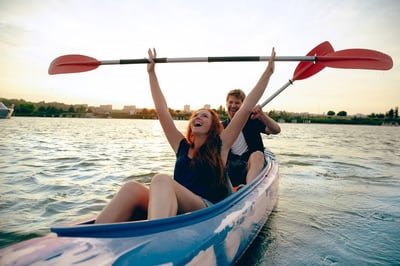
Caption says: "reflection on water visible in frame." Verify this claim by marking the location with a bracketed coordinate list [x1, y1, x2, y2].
[238, 123, 400, 265]
[1, 118, 399, 264]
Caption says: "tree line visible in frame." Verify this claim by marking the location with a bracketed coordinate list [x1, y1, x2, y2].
[1, 98, 399, 126]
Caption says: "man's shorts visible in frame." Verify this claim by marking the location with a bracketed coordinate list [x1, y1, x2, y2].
[226, 159, 248, 187]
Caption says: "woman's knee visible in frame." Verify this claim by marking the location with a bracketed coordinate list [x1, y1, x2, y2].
[119, 181, 149, 201]
[120, 180, 145, 193]
[150, 174, 173, 188]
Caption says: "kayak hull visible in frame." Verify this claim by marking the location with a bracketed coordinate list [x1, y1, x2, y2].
[0, 151, 279, 265]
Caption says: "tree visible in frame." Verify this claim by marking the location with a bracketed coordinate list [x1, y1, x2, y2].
[268, 110, 278, 120]
[76, 105, 87, 113]
[386, 108, 396, 119]
[327, 110, 335, 116]
[337, 111, 347, 117]
[19, 103, 35, 114]
[38, 106, 46, 114]
[46, 105, 59, 116]
[216, 105, 225, 115]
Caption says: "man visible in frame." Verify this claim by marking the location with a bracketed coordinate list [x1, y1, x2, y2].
[222, 89, 281, 188]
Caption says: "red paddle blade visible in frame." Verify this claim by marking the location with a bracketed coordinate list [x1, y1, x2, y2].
[293, 41, 334, 81]
[318, 49, 393, 70]
[48, 55, 101, 75]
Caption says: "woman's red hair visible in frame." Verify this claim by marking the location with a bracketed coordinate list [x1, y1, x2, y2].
[186, 109, 227, 188]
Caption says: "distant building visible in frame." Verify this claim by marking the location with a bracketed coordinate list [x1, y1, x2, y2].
[94, 104, 112, 114]
[184, 104, 191, 113]
[123, 105, 137, 115]
[204, 104, 211, 109]
[353, 113, 367, 118]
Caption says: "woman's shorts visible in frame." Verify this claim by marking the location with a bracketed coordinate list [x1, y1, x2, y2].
[202, 198, 214, 207]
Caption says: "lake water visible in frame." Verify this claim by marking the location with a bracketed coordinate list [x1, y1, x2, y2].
[1, 117, 399, 265]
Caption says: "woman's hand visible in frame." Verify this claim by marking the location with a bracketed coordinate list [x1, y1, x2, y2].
[147, 48, 157, 74]
[250, 105, 263, 120]
[267, 47, 275, 74]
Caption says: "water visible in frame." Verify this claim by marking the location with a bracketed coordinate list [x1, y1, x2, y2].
[1, 117, 399, 265]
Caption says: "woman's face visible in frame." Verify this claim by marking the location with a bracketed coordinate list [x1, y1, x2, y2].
[191, 109, 213, 134]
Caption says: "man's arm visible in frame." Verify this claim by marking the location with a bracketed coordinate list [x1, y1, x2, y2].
[251, 105, 281, 135]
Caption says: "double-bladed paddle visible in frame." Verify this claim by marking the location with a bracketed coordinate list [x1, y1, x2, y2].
[48, 41, 392, 75]
[47, 41, 393, 108]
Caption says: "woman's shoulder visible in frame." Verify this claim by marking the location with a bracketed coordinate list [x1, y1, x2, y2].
[177, 138, 190, 155]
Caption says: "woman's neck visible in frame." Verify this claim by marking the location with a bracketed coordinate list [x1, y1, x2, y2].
[189, 135, 207, 158]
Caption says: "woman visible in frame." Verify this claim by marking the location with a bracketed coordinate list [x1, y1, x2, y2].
[95, 47, 275, 223]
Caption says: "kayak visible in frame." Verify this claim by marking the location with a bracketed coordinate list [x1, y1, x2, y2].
[0, 150, 279, 265]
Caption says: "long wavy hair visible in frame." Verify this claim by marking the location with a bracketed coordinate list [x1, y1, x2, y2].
[186, 108, 226, 188]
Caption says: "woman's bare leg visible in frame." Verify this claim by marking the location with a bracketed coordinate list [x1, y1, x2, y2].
[246, 151, 265, 184]
[148, 174, 178, 219]
[148, 174, 206, 220]
[95, 181, 149, 224]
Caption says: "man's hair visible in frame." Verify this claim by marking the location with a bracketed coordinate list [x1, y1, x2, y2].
[226, 89, 246, 102]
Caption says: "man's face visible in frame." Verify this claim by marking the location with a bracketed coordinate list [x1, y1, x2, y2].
[226, 95, 243, 119]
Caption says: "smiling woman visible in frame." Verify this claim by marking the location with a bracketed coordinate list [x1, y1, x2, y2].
[92, 47, 275, 223]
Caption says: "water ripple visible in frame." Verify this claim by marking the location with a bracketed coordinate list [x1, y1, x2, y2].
[1, 118, 399, 265]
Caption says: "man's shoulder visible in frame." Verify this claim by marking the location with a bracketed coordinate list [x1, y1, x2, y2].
[222, 117, 261, 128]
[246, 117, 264, 127]
[243, 118, 266, 133]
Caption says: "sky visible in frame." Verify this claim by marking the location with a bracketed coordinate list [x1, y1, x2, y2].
[0, 0, 399, 115]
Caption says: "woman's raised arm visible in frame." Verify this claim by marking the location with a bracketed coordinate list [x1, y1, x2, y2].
[147, 48, 184, 153]
[221, 47, 276, 157]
